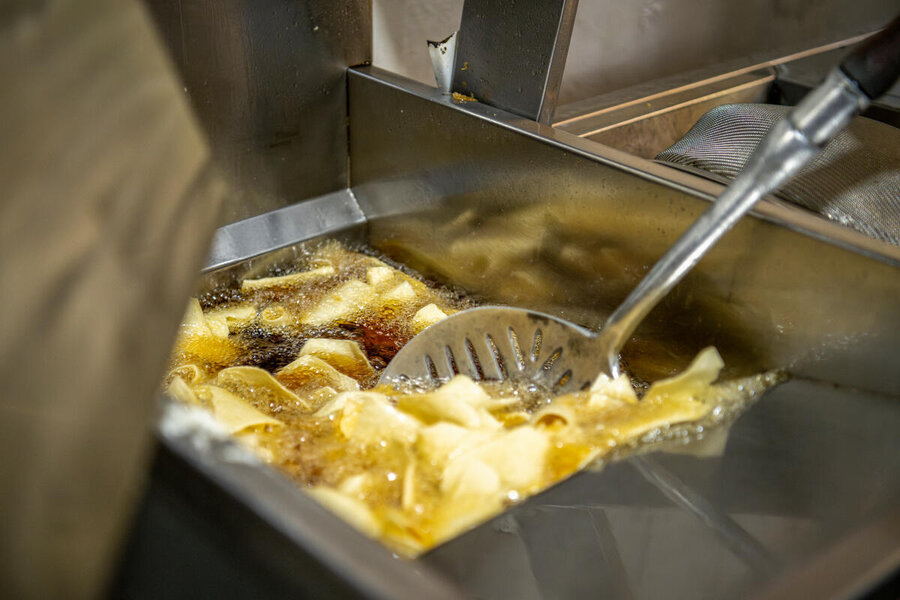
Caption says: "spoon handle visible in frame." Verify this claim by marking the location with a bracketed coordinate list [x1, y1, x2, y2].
[593, 16, 900, 376]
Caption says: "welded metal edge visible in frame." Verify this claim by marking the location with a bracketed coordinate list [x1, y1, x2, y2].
[753, 503, 900, 600]
[204, 188, 367, 272]
[553, 32, 874, 125]
[554, 69, 776, 137]
[156, 398, 466, 600]
[349, 66, 900, 268]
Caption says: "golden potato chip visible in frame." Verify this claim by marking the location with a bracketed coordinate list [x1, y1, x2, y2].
[299, 338, 375, 382]
[276, 355, 360, 394]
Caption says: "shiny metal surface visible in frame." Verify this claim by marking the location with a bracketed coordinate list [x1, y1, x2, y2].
[204, 189, 366, 272]
[560, 0, 896, 106]
[349, 67, 900, 395]
[384, 65, 879, 384]
[341, 69, 900, 597]
[380, 306, 601, 393]
[555, 69, 775, 159]
[452, 0, 578, 123]
[594, 68, 871, 377]
[0, 1, 224, 598]
[422, 379, 900, 598]
[144, 0, 371, 222]
[153, 65, 900, 597]
[554, 36, 880, 159]
[657, 104, 900, 245]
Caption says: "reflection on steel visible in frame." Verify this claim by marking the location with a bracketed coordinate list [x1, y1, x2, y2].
[144, 0, 371, 222]
[514, 505, 636, 598]
[555, 33, 874, 126]
[204, 189, 366, 271]
[349, 66, 900, 395]
[591, 68, 870, 377]
[555, 69, 775, 158]
[452, 0, 579, 123]
[754, 505, 900, 600]
[560, 2, 894, 106]
[633, 457, 780, 577]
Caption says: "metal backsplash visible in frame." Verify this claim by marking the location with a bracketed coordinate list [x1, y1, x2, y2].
[348, 66, 900, 396]
[144, 0, 371, 223]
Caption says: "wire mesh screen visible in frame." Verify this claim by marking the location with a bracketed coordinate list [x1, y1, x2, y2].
[656, 104, 900, 246]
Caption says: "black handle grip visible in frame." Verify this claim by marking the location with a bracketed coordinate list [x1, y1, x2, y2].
[840, 15, 900, 100]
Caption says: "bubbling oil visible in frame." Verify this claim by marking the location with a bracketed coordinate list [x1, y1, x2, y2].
[168, 240, 786, 556]
[191, 241, 474, 384]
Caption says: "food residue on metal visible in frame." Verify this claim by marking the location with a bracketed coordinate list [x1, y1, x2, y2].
[452, 91, 477, 103]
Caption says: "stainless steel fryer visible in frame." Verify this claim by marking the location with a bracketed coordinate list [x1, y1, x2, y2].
[112, 3, 900, 599]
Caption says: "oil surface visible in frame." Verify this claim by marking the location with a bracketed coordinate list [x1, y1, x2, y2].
[165, 240, 786, 556]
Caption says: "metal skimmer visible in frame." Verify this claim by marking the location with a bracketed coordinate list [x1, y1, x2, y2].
[380, 21, 900, 390]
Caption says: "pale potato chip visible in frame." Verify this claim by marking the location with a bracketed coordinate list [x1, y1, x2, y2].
[306, 487, 382, 538]
[217, 366, 309, 411]
[196, 384, 283, 434]
[166, 363, 206, 386]
[305, 386, 338, 412]
[302, 280, 373, 326]
[299, 338, 375, 382]
[643, 346, 724, 403]
[205, 305, 257, 333]
[532, 401, 578, 428]
[240, 265, 335, 290]
[411, 303, 448, 332]
[366, 266, 395, 286]
[173, 299, 240, 364]
[258, 304, 295, 329]
[179, 298, 212, 337]
[465, 427, 549, 490]
[380, 281, 417, 306]
[276, 355, 360, 394]
[316, 390, 384, 418]
[433, 375, 494, 410]
[166, 375, 201, 407]
[339, 393, 421, 446]
[442, 456, 501, 500]
[416, 423, 490, 467]
[397, 390, 496, 429]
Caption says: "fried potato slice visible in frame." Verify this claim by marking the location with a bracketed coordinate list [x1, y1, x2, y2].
[411, 303, 448, 332]
[299, 338, 375, 382]
[205, 305, 257, 334]
[217, 366, 306, 408]
[302, 280, 373, 327]
[240, 265, 336, 291]
[195, 384, 283, 434]
[339, 392, 421, 446]
[276, 355, 360, 395]
[307, 486, 383, 538]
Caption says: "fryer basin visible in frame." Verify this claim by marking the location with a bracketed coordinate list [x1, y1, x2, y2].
[121, 68, 900, 600]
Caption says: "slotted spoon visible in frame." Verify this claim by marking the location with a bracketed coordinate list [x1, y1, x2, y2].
[380, 20, 900, 393]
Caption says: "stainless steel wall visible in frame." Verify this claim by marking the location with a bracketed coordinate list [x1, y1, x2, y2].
[145, 0, 372, 222]
[370, 0, 896, 107]
[348, 66, 900, 396]
[562, 0, 896, 105]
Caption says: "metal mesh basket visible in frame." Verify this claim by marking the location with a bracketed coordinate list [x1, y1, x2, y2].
[656, 104, 900, 246]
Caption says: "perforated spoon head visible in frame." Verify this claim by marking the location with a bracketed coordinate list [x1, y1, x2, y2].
[380, 306, 610, 393]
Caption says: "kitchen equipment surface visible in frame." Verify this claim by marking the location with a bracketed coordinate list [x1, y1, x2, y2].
[111, 4, 900, 598]
[656, 104, 900, 245]
[380, 17, 900, 389]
